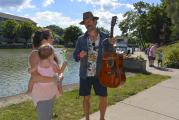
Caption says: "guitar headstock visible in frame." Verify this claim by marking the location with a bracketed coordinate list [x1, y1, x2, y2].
[111, 16, 117, 28]
[110, 16, 117, 38]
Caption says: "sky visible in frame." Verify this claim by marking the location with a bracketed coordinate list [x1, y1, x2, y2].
[0, 0, 161, 35]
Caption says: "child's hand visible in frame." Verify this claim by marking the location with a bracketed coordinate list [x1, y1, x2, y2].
[59, 74, 64, 81]
[28, 67, 37, 74]
[28, 68, 31, 73]
[58, 73, 64, 81]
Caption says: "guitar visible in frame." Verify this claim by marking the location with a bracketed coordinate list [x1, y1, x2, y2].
[99, 16, 126, 88]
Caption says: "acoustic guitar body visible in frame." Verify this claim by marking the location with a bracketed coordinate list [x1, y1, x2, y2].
[99, 52, 126, 88]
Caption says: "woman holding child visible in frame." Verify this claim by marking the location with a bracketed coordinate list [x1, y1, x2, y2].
[27, 29, 66, 120]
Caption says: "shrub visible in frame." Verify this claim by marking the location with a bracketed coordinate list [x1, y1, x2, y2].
[164, 48, 179, 68]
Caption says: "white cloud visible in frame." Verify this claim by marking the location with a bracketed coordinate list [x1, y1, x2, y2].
[43, 0, 55, 7]
[94, 10, 124, 35]
[0, 0, 35, 11]
[30, 11, 80, 28]
[70, 0, 133, 10]
[18, 0, 35, 10]
[29, 10, 123, 36]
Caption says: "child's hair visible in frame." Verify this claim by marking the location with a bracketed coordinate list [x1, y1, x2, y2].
[38, 44, 54, 60]
[38, 44, 60, 65]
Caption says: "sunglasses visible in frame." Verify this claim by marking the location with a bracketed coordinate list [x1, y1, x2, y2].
[92, 42, 98, 51]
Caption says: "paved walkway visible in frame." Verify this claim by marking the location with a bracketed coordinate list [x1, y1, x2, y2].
[81, 52, 179, 120]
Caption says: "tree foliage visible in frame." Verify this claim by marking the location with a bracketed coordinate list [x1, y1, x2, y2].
[98, 27, 109, 34]
[45, 25, 64, 36]
[1, 19, 19, 43]
[119, 1, 172, 48]
[63, 25, 83, 47]
[164, 0, 179, 40]
[18, 21, 37, 44]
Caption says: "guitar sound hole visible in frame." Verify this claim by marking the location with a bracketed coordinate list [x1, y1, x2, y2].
[108, 60, 114, 68]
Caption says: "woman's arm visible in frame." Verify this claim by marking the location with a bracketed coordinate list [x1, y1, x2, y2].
[29, 51, 54, 83]
[60, 61, 67, 73]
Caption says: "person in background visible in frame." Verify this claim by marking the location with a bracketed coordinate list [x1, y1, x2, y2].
[157, 49, 163, 67]
[149, 44, 157, 67]
[146, 44, 151, 66]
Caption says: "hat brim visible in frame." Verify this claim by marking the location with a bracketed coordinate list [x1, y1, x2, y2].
[80, 17, 99, 25]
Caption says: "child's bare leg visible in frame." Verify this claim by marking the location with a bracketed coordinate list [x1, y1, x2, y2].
[27, 80, 34, 93]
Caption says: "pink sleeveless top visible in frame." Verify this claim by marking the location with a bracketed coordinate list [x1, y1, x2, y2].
[31, 64, 59, 106]
[149, 46, 156, 57]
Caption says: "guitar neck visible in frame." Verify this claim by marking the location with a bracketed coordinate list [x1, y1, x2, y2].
[110, 26, 114, 38]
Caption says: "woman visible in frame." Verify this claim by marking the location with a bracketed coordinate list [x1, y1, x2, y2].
[28, 29, 62, 120]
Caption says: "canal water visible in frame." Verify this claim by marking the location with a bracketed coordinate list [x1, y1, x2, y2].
[0, 48, 79, 98]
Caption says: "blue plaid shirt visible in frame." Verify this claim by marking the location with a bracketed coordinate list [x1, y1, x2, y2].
[73, 30, 111, 79]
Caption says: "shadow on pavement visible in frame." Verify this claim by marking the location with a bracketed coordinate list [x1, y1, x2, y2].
[153, 66, 173, 72]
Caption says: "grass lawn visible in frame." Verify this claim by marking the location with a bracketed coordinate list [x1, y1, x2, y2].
[0, 73, 170, 120]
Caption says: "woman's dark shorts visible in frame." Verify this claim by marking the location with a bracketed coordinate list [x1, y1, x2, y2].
[79, 76, 107, 96]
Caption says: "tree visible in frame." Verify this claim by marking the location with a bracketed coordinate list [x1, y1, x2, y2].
[98, 27, 109, 34]
[119, 1, 171, 47]
[45, 25, 64, 45]
[18, 21, 37, 46]
[147, 4, 171, 44]
[63, 25, 83, 47]
[164, 0, 179, 40]
[1, 19, 19, 43]
[119, 1, 150, 48]
[45, 25, 64, 36]
[119, 11, 138, 35]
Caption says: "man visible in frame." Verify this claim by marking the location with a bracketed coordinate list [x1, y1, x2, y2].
[73, 11, 115, 120]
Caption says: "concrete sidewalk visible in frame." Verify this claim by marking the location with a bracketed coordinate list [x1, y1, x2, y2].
[81, 52, 179, 120]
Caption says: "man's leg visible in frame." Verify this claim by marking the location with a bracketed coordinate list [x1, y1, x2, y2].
[93, 76, 107, 120]
[99, 96, 107, 120]
[83, 96, 90, 120]
[79, 77, 92, 120]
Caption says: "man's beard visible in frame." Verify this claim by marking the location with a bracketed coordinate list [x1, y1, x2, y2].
[86, 25, 96, 32]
